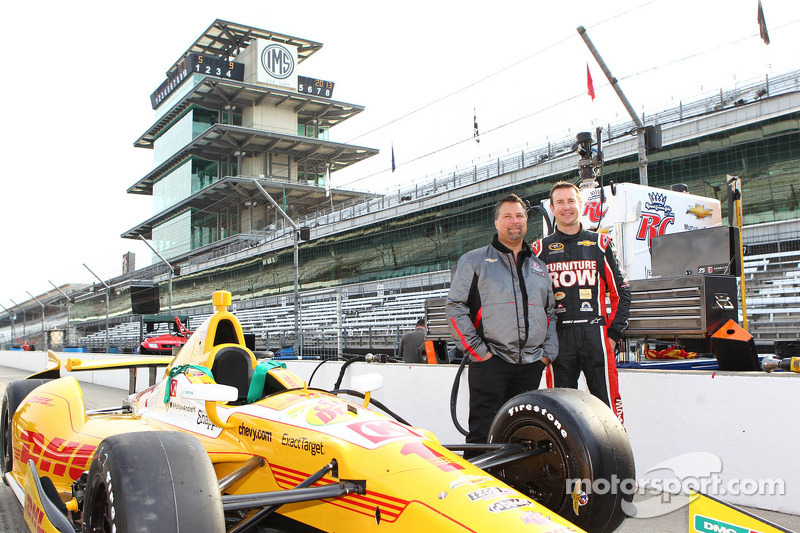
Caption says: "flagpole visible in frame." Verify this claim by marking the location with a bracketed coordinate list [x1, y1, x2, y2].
[578, 25, 648, 186]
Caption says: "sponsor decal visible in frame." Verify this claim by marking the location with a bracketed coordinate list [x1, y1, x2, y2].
[554, 292, 566, 300]
[687, 204, 713, 219]
[196, 409, 218, 431]
[267, 391, 313, 411]
[577, 240, 594, 246]
[693, 515, 757, 533]
[572, 480, 589, 515]
[583, 194, 608, 222]
[485, 258, 497, 263]
[270, 367, 304, 389]
[556, 303, 566, 313]
[579, 289, 592, 299]
[18, 430, 96, 480]
[400, 442, 464, 472]
[488, 498, 533, 513]
[24, 494, 44, 530]
[561, 318, 602, 325]
[281, 433, 324, 456]
[520, 511, 557, 525]
[167, 400, 196, 414]
[304, 398, 356, 426]
[532, 261, 543, 273]
[714, 294, 734, 310]
[449, 475, 492, 489]
[26, 395, 54, 407]
[466, 487, 516, 502]
[239, 423, 272, 443]
[580, 302, 593, 312]
[347, 420, 420, 444]
[547, 260, 597, 288]
[548, 243, 564, 251]
[507, 403, 568, 438]
[637, 192, 675, 242]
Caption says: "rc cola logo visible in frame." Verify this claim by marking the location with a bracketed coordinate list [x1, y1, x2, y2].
[261, 44, 295, 79]
[583, 191, 608, 222]
[636, 192, 675, 242]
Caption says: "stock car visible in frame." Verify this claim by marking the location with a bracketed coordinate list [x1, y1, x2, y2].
[1, 291, 634, 533]
[138, 315, 192, 355]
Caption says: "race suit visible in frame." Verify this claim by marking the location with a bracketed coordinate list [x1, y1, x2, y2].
[532, 225, 630, 424]
[447, 235, 558, 444]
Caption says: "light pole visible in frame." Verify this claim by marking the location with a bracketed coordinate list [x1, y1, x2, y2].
[251, 179, 302, 346]
[48, 280, 72, 346]
[137, 235, 173, 313]
[25, 291, 47, 351]
[0, 303, 15, 346]
[9, 299, 26, 341]
[83, 264, 110, 353]
[577, 25, 649, 186]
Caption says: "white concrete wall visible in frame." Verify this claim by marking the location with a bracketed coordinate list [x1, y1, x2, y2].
[1, 351, 797, 514]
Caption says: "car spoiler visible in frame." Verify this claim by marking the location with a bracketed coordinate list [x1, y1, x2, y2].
[25, 350, 174, 394]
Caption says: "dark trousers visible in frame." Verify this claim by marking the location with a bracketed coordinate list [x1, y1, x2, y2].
[467, 356, 545, 444]
[550, 325, 624, 424]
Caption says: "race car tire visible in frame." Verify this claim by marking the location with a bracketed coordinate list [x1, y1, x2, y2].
[2, 379, 50, 479]
[487, 388, 634, 533]
[82, 431, 224, 532]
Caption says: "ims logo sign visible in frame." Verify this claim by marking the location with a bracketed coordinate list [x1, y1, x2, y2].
[261, 43, 295, 79]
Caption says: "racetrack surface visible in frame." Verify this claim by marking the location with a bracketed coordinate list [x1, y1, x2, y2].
[1, 366, 798, 533]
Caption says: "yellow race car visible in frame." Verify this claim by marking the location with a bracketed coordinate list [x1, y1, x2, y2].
[1, 291, 634, 533]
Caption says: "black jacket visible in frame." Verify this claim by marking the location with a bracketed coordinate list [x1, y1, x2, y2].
[533, 226, 631, 343]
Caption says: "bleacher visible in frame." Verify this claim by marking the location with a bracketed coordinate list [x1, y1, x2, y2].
[74, 271, 454, 356]
[80, 322, 144, 353]
[74, 227, 800, 355]
[742, 248, 800, 343]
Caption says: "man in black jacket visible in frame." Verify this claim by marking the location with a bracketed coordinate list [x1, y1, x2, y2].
[533, 182, 630, 424]
[447, 194, 558, 446]
[400, 319, 427, 363]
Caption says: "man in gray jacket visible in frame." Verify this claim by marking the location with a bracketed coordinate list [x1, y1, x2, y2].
[447, 194, 558, 447]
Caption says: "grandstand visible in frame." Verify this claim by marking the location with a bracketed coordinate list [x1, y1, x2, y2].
[57, 272, 451, 356]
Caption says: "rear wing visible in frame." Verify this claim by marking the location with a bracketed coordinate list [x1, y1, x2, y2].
[25, 350, 173, 394]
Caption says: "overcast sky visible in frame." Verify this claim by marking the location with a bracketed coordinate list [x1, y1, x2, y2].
[2, 0, 797, 306]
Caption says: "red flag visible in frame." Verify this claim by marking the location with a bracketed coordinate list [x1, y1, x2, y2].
[587, 64, 595, 101]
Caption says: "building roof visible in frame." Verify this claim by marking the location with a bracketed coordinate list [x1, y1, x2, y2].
[121, 176, 379, 240]
[135, 78, 365, 149]
[127, 124, 379, 195]
[166, 19, 322, 77]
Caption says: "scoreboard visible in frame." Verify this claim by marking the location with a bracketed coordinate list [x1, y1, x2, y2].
[150, 53, 245, 109]
[150, 52, 335, 110]
[297, 75, 335, 99]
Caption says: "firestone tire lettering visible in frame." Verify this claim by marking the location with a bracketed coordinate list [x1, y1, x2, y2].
[488, 388, 635, 533]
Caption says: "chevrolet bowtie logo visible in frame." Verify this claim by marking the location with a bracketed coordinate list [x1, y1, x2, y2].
[687, 204, 712, 219]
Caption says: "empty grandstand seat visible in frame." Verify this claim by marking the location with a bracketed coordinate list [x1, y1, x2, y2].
[210, 346, 255, 404]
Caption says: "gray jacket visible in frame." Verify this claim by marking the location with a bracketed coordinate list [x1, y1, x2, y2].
[446, 235, 558, 364]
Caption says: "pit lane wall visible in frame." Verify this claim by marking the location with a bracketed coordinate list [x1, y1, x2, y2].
[1, 350, 797, 515]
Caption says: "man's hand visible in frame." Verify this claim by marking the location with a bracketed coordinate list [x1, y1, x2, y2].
[542, 356, 551, 365]
[483, 352, 493, 361]
[609, 339, 617, 351]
